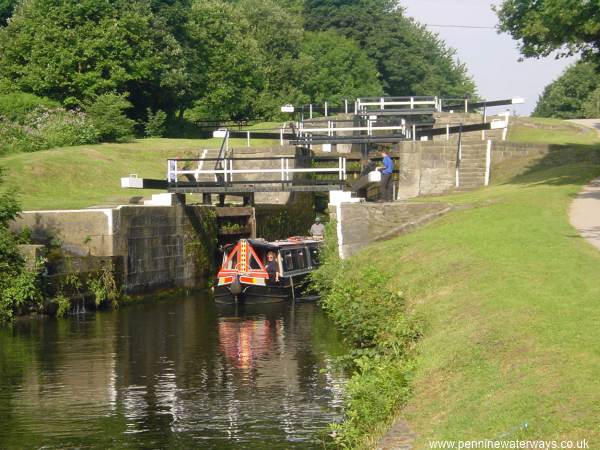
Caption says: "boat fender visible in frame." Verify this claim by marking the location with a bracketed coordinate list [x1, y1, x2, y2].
[229, 277, 242, 296]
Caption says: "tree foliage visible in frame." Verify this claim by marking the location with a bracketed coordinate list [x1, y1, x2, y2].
[0, 0, 16, 26]
[496, 0, 600, 59]
[0, 0, 183, 118]
[303, 0, 476, 97]
[0, 0, 477, 126]
[86, 93, 135, 142]
[300, 31, 382, 104]
[533, 61, 600, 119]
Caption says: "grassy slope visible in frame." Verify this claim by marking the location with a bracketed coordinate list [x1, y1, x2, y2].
[508, 117, 600, 145]
[336, 119, 600, 446]
[0, 137, 276, 210]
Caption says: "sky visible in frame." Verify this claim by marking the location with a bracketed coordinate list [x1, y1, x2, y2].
[401, 0, 577, 116]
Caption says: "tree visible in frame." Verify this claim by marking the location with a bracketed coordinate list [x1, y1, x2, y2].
[0, 0, 16, 26]
[303, 0, 476, 97]
[300, 31, 382, 104]
[186, 0, 267, 121]
[533, 61, 600, 119]
[495, 0, 600, 59]
[0, 0, 186, 119]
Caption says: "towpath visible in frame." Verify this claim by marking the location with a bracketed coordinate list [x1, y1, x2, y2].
[569, 178, 600, 251]
[568, 118, 600, 137]
[566, 119, 600, 250]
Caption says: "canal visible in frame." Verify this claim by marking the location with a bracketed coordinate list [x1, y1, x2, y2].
[0, 292, 348, 449]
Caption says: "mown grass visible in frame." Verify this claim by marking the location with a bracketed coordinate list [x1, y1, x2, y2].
[389, 155, 600, 446]
[508, 117, 600, 145]
[0, 137, 280, 210]
[318, 123, 600, 447]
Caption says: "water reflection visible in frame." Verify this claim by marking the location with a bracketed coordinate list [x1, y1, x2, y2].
[0, 293, 347, 449]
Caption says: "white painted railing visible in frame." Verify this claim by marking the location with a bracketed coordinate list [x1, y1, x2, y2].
[356, 96, 440, 112]
[298, 120, 406, 137]
[167, 157, 347, 184]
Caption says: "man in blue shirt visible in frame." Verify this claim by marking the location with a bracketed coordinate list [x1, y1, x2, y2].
[378, 150, 394, 202]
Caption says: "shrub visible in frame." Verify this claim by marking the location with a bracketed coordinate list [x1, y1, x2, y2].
[0, 118, 46, 155]
[311, 221, 421, 447]
[29, 107, 98, 148]
[86, 93, 135, 142]
[145, 108, 167, 137]
[87, 265, 120, 308]
[0, 169, 42, 322]
[0, 105, 99, 155]
[0, 92, 59, 124]
[54, 294, 71, 318]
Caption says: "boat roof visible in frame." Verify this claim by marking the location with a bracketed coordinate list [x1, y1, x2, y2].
[247, 237, 321, 251]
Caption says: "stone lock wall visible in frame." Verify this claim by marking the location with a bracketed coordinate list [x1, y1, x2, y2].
[332, 201, 452, 258]
[395, 140, 459, 199]
[12, 204, 218, 294]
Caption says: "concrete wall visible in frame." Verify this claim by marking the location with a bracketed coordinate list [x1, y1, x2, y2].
[332, 201, 452, 258]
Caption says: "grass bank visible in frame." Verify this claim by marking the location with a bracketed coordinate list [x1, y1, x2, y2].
[0, 137, 277, 210]
[317, 133, 600, 447]
[508, 117, 599, 145]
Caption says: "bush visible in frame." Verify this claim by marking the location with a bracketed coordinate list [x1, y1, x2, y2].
[311, 221, 421, 447]
[0, 168, 42, 322]
[145, 108, 167, 137]
[29, 107, 98, 148]
[0, 92, 60, 124]
[0, 118, 46, 155]
[86, 93, 135, 142]
[0, 106, 99, 155]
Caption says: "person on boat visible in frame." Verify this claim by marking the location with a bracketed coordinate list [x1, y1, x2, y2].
[265, 251, 280, 285]
[310, 217, 325, 238]
[377, 150, 394, 202]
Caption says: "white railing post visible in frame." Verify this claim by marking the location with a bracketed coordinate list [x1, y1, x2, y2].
[380, 97, 385, 109]
[344, 99, 348, 114]
[167, 160, 177, 183]
[446, 124, 450, 141]
[482, 105, 487, 140]
[338, 157, 343, 182]
[410, 97, 414, 109]
[324, 102, 328, 117]
[309, 104, 313, 119]
[247, 131, 251, 147]
[354, 100, 358, 115]
[285, 158, 290, 181]
[484, 140, 492, 186]
[502, 111, 510, 141]
[464, 99, 468, 113]
[280, 158, 285, 182]
[280, 128, 284, 145]
[412, 124, 416, 141]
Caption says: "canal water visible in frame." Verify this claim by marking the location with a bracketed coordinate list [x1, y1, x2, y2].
[0, 293, 348, 449]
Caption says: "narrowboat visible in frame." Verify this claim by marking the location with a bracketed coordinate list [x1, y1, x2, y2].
[214, 237, 322, 304]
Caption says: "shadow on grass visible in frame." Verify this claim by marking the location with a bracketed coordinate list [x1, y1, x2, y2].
[507, 143, 600, 186]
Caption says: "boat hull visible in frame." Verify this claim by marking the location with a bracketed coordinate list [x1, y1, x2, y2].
[214, 276, 310, 304]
